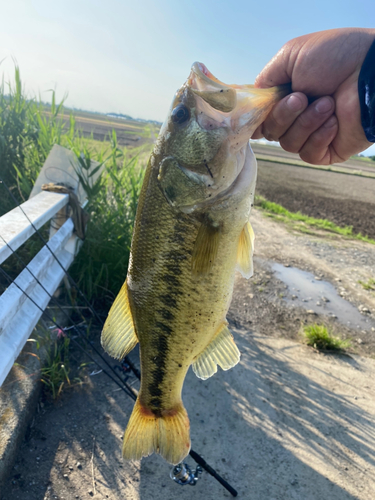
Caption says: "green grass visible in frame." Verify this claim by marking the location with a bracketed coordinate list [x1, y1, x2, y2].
[69, 135, 149, 309]
[40, 337, 72, 399]
[255, 195, 375, 245]
[0, 66, 152, 315]
[358, 278, 375, 291]
[302, 324, 351, 351]
[351, 154, 375, 164]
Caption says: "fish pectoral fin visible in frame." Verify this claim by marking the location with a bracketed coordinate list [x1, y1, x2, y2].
[101, 280, 138, 360]
[192, 222, 220, 275]
[236, 221, 254, 279]
[192, 324, 240, 380]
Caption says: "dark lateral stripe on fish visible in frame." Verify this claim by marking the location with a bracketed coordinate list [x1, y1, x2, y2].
[166, 249, 188, 261]
[160, 293, 179, 309]
[155, 321, 173, 336]
[147, 221, 192, 417]
[162, 274, 181, 287]
[158, 308, 175, 321]
[148, 331, 170, 415]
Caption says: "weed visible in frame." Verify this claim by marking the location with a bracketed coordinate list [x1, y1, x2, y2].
[69, 133, 149, 311]
[0, 67, 76, 214]
[40, 337, 71, 398]
[0, 66, 151, 312]
[302, 324, 351, 351]
[358, 278, 375, 291]
[255, 195, 375, 245]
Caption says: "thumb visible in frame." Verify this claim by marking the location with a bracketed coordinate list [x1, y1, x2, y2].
[254, 48, 293, 89]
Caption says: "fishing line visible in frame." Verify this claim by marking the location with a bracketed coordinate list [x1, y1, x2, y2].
[0, 174, 106, 327]
[0, 174, 139, 379]
[0, 178, 237, 496]
[0, 234, 138, 395]
[0, 265, 137, 401]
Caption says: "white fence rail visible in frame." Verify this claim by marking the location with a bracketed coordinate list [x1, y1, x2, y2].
[0, 145, 101, 387]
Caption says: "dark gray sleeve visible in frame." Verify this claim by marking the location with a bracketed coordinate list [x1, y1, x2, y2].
[358, 38, 375, 142]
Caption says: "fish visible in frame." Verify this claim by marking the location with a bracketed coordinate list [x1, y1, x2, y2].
[101, 62, 290, 465]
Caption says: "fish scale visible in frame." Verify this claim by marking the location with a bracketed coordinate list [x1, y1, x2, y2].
[130, 165, 236, 414]
[101, 62, 290, 464]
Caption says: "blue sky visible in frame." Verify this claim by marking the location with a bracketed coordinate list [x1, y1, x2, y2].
[1, 0, 375, 155]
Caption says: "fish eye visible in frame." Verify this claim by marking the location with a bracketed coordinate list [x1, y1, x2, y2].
[172, 104, 190, 125]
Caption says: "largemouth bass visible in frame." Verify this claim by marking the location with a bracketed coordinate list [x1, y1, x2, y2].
[101, 63, 289, 465]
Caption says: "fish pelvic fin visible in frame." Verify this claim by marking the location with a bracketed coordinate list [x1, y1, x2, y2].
[101, 280, 138, 360]
[122, 398, 191, 465]
[192, 222, 220, 275]
[236, 221, 254, 279]
[192, 323, 240, 380]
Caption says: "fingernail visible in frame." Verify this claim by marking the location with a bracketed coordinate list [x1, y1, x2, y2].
[286, 94, 304, 112]
[315, 97, 333, 114]
[323, 116, 337, 128]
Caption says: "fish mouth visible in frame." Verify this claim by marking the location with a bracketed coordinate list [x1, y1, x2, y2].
[187, 62, 288, 135]
[188, 62, 238, 114]
[189, 62, 231, 91]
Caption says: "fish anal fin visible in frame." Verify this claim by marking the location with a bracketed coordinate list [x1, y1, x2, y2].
[122, 399, 191, 465]
[101, 280, 138, 360]
[192, 323, 240, 380]
[192, 222, 220, 275]
[236, 221, 254, 279]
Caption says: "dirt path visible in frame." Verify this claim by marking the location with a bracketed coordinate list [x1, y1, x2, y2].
[3, 209, 375, 500]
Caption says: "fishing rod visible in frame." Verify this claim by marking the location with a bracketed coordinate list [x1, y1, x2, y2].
[116, 355, 238, 496]
[0, 234, 138, 398]
[0, 179, 238, 496]
[0, 174, 139, 380]
[0, 263, 237, 496]
[0, 265, 137, 401]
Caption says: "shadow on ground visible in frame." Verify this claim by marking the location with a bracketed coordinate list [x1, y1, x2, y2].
[4, 327, 375, 500]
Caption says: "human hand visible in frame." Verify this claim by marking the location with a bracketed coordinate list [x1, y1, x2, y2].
[252, 28, 375, 164]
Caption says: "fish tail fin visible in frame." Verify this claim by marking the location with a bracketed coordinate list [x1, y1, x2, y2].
[122, 398, 191, 465]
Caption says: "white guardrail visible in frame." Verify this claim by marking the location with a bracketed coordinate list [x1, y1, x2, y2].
[0, 145, 101, 387]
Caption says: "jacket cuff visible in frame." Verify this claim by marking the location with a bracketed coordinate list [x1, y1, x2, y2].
[358, 38, 375, 143]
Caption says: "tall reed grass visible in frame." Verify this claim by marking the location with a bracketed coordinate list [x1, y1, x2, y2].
[0, 67, 150, 314]
[69, 133, 147, 311]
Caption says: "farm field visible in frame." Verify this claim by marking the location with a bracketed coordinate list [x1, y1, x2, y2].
[46, 109, 160, 147]
[252, 143, 375, 239]
[251, 142, 375, 173]
[56, 109, 375, 240]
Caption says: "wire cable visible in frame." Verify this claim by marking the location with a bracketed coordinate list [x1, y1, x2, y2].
[0, 265, 137, 401]
[0, 174, 138, 380]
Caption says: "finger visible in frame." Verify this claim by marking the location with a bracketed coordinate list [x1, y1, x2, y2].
[254, 46, 293, 89]
[299, 115, 339, 165]
[262, 93, 308, 142]
[279, 96, 335, 153]
[251, 124, 264, 140]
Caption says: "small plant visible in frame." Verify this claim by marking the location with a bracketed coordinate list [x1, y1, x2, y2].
[302, 323, 351, 351]
[358, 278, 375, 291]
[41, 337, 71, 398]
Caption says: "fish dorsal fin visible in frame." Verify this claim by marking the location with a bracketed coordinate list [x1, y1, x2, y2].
[236, 221, 254, 279]
[101, 280, 138, 360]
[192, 324, 240, 380]
[192, 222, 220, 275]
